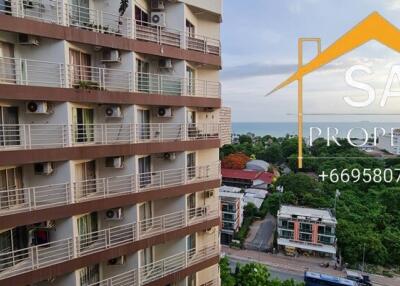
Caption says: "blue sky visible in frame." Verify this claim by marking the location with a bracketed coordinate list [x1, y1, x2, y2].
[221, 0, 400, 122]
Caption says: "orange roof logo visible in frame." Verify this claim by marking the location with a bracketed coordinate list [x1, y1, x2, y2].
[268, 12, 400, 168]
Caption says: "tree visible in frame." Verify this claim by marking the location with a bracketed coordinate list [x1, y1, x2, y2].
[222, 152, 250, 169]
[239, 134, 253, 144]
[236, 263, 270, 286]
[244, 202, 258, 217]
[119, 0, 129, 16]
[219, 257, 235, 286]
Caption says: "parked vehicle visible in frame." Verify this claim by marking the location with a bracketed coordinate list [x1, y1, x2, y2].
[346, 270, 372, 286]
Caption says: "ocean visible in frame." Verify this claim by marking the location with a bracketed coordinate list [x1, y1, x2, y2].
[232, 122, 400, 138]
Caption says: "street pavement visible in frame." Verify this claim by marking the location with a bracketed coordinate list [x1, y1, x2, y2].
[244, 214, 276, 251]
[222, 246, 400, 286]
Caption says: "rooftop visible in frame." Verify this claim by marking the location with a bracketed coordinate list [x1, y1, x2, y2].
[278, 205, 337, 224]
[221, 168, 274, 184]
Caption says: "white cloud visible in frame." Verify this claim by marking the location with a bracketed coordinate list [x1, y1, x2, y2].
[384, 0, 400, 11]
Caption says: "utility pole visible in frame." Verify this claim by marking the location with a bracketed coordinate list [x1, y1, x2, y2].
[334, 189, 340, 215]
[362, 243, 366, 273]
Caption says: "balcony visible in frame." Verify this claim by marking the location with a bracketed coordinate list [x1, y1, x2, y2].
[86, 243, 218, 286]
[0, 1, 221, 56]
[0, 206, 219, 280]
[0, 123, 220, 150]
[0, 162, 221, 216]
[0, 56, 221, 97]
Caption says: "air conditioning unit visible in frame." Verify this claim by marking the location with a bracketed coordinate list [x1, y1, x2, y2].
[101, 49, 121, 63]
[159, 58, 173, 69]
[18, 34, 40, 46]
[157, 107, 172, 117]
[105, 208, 123, 220]
[163, 152, 176, 161]
[26, 101, 49, 114]
[151, 0, 165, 10]
[108, 256, 125, 265]
[205, 190, 214, 198]
[105, 105, 122, 118]
[34, 162, 53, 175]
[151, 12, 166, 26]
[105, 156, 124, 168]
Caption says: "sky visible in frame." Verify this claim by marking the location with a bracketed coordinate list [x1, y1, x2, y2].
[221, 0, 400, 122]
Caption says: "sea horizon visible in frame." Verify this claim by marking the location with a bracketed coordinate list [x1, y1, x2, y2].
[232, 121, 400, 138]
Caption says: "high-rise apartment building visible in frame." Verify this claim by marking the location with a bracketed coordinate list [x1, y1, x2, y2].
[0, 1, 229, 285]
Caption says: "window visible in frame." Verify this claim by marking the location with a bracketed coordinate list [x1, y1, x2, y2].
[187, 152, 196, 180]
[72, 107, 94, 143]
[138, 109, 150, 140]
[138, 156, 151, 188]
[187, 192, 196, 218]
[300, 222, 312, 233]
[0, 42, 15, 84]
[0, 106, 19, 147]
[188, 274, 196, 286]
[77, 212, 98, 251]
[280, 230, 294, 239]
[69, 49, 91, 86]
[70, 0, 90, 27]
[0, 167, 24, 209]
[139, 201, 153, 231]
[79, 264, 99, 286]
[319, 235, 333, 245]
[186, 66, 195, 95]
[135, 6, 149, 24]
[186, 20, 195, 36]
[136, 59, 150, 92]
[299, 232, 312, 242]
[75, 160, 96, 198]
[141, 246, 153, 266]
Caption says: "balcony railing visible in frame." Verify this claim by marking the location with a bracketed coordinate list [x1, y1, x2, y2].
[0, 56, 64, 88]
[66, 64, 132, 92]
[0, 206, 219, 280]
[0, 1, 221, 55]
[0, 162, 220, 216]
[135, 72, 221, 98]
[0, 56, 221, 97]
[65, 3, 131, 38]
[140, 242, 218, 285]
[87, 243, 219, 286]
[186, 32, 221, 56]
[135, 20, 182, 48]
[0, 123, 220, 150]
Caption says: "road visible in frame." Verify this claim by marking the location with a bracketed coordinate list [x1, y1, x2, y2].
[244, 214, 276, 251]
[228, 255, 303, 282]
[223, 247, 399, 286]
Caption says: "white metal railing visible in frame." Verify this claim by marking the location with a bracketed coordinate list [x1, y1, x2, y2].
[0, 56, 64, 87]
[0, 183, 70, 215]
[66, 64, 132, 92]
[88, 269, 138, 286]
[0, 1, 221, 55]
[140, 242, 219, 285]
[74, 161, 220, 202]
[65, 3, 131, 38]
[0, 123, 220, 150]
[135, 72, 221, 98]
[186, 32, 221, 55]
[135, 20, 182, 48]
[0, 162, 220, 216]
[89, 242, 219, 286]
[0, 206, 219, 279]
[0, 56, 221, 97]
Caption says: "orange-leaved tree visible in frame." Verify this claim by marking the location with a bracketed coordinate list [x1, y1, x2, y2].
[222, 152, 250, 169]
